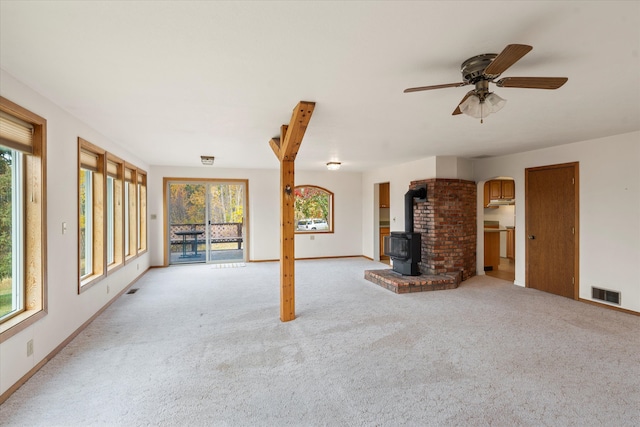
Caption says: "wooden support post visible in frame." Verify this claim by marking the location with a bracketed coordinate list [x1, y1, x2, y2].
[280, 160, 295, 321]
[269, 101, 315, 322]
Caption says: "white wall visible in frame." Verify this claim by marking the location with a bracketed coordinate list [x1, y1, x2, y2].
[0, 69, 150, 396]
[148, 166, 363, 265]
[473, 132, 640, 312]
[435, 155, 474, 180]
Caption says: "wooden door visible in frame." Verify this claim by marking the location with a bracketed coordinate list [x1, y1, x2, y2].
[525, 162, 579, 298]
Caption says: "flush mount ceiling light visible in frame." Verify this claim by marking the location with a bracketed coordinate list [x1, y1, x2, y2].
[326, 162, 341, 171]
[200, 155, 215, 165]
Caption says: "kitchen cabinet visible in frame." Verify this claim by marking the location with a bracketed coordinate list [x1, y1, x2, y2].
[380, 227, 390, 259]
[379, 183, 390, 208]
[501, 180, 515, 199]
[484, 179, 515, 206]
[489, 180, 503, 199]
[506, 228, 515, 259]
[484, 230, 501, 271]
[483, 182, 495, 208]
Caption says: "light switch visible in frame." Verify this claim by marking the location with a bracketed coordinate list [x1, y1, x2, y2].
[62, 222, 67, 234]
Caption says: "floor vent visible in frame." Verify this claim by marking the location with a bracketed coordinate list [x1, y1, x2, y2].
[211, 263, 246, 269]
[592, 287, 620, 305]
[126, 288, 139, 294]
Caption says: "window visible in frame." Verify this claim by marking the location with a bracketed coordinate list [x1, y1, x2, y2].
[122, 164, 147, 261]
[0, 97, 46, 340]
[294, 185, 334, 233]
[78, 142, 144, 288]
[79, 167, 93, 278]
[137, 172, 147, 253]
[124, 166, 137, 260]
[78, 139, 105, 289]
[106, 174, 114, 265]
[106, 155, 124, 272]
[0, 147, 23, 319]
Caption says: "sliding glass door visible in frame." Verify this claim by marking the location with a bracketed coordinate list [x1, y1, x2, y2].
[167, 180, 246, 265]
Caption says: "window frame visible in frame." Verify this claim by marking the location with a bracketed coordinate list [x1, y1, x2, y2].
[106, 174, 114, 265]
[137, 171, 147, 254]
[124, 165, 137, 262]
[78, 138, 105, 291]
[0, 96, 47, 342]
[293, 185, 334, 234]
[79, 167, 94, 279]
[106, 153, 124, 274]
[78, 142, 145, 290]
[0, 147, 24, 322]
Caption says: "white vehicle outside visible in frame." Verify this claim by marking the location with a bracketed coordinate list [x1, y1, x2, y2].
[304, 218, 328, 230]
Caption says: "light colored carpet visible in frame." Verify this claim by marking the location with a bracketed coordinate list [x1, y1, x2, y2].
[2, 258, 639, 426]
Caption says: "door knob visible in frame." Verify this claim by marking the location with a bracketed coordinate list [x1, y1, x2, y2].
[528, 235, 536, 240]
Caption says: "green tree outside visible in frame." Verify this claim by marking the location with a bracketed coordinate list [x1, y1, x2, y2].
[0, 148, 13, 316]
[294, 186, 330, 221]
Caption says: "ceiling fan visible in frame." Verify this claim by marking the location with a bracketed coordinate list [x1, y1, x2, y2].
[404, 44, 568, 122]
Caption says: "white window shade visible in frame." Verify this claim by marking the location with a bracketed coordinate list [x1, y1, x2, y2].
[106, 160, 119, 178]
[0, 111, 33, 154]
[80, 150, 99, 171]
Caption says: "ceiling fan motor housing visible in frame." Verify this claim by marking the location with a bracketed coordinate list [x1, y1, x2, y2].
[461, 53, 498, 83]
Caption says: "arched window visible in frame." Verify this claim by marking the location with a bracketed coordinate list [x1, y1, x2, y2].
[294, 185, 333, 233]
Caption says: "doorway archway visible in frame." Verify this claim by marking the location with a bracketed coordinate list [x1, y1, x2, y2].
[481, 177, 516, 282]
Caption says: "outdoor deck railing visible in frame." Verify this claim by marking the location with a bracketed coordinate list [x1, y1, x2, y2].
[169, 222, 243, 251]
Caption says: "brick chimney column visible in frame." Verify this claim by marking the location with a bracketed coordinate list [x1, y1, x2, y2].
[411, 179, 477, 280]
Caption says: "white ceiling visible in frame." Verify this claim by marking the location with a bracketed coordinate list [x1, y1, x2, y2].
[1, 1, 639, 171]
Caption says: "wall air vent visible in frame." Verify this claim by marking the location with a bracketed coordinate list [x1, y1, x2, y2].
[591, 287, 620, 305]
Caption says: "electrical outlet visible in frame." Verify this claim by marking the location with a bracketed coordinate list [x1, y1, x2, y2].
[27, 339, 33, 356]
[106, 285, 110, 294]
[310, 235, 315, 240]
[62, 222, 67, 234]
[137, 263, 139, 270]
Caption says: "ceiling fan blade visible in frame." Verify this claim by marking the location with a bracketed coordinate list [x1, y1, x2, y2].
[484, 44, 533, 76]
[404, 82, 467, 93]
[495, 77, 568, 89]
[452, 92, 474, 115]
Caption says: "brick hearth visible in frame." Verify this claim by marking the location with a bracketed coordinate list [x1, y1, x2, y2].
[365, 178, 476, 293]
[364, 269, 461, 294]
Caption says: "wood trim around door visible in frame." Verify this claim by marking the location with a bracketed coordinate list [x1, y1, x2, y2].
[162, 177, 250, 267]
[525, 162, 579, 299]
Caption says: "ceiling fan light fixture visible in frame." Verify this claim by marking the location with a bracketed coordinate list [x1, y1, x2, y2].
[459, 92, 506, 121]
[485, 92, 506, 113]
[459, 94, 485, 119]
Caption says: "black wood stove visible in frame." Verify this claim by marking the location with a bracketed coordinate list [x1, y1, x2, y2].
[383, 185, 426, 276]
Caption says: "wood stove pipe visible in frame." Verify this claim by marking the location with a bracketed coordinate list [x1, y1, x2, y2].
[404, 185, 427, 233]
